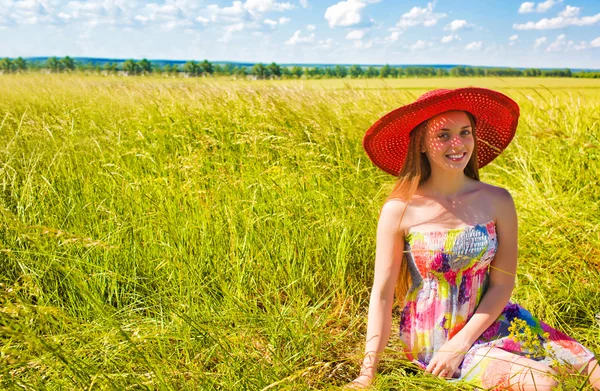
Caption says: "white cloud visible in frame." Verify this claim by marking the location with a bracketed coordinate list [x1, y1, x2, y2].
[285, 29, 315, 44]
[203, 0, 294, 25]
[244, 0, 295, 14]
[559, 5, 579, 18]
[0, 0, 210, 29]
[519, 0, 561, 13]
[546, 33, 567, 51]
[58, 12, 72, 22]
[306, 24, 316, 30]
[205, 2, 246, 24]
[509, 34, 519, 41]
[346, 29, 365, 40]
[263, 18, 278, 26]
[354, 39, 373, 49]
[534, 36, 547, 48]
[465, 41, 482, 51]
[385, 30, 401, 43]
[196, 16, 209, 25]
[444, 19, 467, 31]
[513, 10, 600, 30]
[0, 0, 293, 31]
[441, 34, 459, 43]
[542, 34, 598, 51]
[324, 0, 370, 28]
[411, 40, 432, 50]
[396, 1, 447, 29]
[536, 0, 561, 13]
[218, 22, 246, 42]
[315, 38, 333, 49]
[518, 2, 535, 13]
[300, 0, 309, 8]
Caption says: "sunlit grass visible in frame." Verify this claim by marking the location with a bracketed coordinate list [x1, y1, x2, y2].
[0, 74, 599, 390]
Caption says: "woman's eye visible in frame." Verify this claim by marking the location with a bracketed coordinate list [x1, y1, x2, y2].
[437, 133, 449, 139]
[461, 130, 471, 135]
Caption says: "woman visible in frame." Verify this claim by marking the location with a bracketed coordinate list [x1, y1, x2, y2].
[348, 88, 598, 390]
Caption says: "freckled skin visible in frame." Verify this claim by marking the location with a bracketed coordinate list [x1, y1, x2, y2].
[422, 110, 475, 173]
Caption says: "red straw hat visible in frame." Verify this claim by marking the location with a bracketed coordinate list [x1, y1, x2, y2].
[363, 87, 520, 176]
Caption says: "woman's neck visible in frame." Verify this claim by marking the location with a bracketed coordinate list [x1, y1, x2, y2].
[421, 169, 471, 199]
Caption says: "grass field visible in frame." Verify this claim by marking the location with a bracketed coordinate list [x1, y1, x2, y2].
[1, 74, 599, 390]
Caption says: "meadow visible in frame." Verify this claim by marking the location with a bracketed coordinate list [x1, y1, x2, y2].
[0, 74, 599, 390]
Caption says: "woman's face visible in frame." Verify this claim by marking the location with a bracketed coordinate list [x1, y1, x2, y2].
[422, 110, 474, 173]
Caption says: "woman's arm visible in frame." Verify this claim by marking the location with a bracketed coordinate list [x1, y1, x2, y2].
[352, 200, 407, 385]
[453, 188, 519, 349]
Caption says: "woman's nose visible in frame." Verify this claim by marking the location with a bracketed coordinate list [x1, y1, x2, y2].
[450, 136, 464, 148]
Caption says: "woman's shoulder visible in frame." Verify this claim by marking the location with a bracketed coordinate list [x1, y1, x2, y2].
[472, 180, 512, 199]
[379, 198, 423, 233]
[380, 198, 409, 216]
[473, 181, 515, 213]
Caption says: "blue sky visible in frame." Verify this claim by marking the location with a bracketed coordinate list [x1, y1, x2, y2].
[1, 0, 600, 68]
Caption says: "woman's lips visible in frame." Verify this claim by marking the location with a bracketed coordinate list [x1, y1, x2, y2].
[445, 152, 467, 162]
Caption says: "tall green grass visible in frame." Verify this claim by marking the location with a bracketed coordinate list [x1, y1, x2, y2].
[0, 74, 599, 390]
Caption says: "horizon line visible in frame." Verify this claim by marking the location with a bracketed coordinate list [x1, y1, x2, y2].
[7, 56, 600, 72]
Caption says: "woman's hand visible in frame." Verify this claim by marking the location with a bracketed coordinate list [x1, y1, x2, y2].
[424, 338, 469, 378]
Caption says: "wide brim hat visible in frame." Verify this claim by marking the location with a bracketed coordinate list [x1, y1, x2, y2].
[363, 87, 520, 176]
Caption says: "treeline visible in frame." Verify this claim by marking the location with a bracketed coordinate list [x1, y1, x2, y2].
[1, 56, 599, 78]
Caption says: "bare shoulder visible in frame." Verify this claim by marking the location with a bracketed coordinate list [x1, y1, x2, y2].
[474, 182, 516, 219]
[380, 198, 409, 220]
[379, 198, 410, 234]
[475, 181, 513, 201]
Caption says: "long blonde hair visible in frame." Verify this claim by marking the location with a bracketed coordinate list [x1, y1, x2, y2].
[382, 111, 480, 307]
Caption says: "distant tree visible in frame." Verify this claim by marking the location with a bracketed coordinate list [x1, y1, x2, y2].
[104, 62, 118, 74]
[213, 64, 223, 75]
[14, 57, 27, 72]
[268, 62, 282, 78]
[324, 67, 335, 78]
[390, 67, 399, 78]
[183, 61, 200, 76]
[334, 65, 347, 78]
[123, 59, 141, 75]
[281, 67, 292, 78]
[163, 64, 178, 75]
[46, 57, 63, 73]
[291, 66, 303, 78]
[201, 59, 213, 75]
[524, 68, 542, 77]
[379, 64, 392, 78]
[306, 67, 322, 78]
[349, 64, 363, 78]
[0, 58, 16, 73]
[222, 63, 235, 76]
[251, 63, 270, 79]
[61, 56, 75, 71]
[233, 66, 247, 78]
[138, 58, 152, 74]
[365, 66, 377, 78]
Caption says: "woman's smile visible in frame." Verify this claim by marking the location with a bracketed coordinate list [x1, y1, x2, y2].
[446, 152, 467, 162]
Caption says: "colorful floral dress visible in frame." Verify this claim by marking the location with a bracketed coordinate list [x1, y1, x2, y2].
[398, 220, 596, 388]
